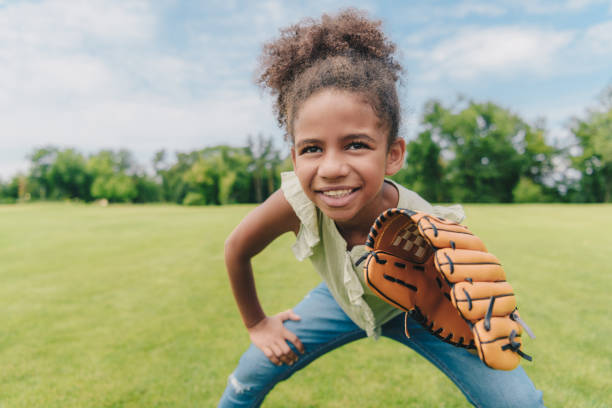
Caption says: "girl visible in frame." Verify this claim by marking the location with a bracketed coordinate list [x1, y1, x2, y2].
[219, 9, 544, 407]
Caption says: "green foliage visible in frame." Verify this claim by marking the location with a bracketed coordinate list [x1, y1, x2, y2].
[182, 191, 207, 206]
[87, 150, 139, 203]
[153, 135, 283, 206]
[248, 134, 283, 203]
[513, 177, 551, 203]
[26, 147, 92, 200]
[0, 176, 19, 202]
[28, 146, 58, 199]
[392, 130, 448, 202]
[133, 175, 163, 203]
[91, 174, 137, 202]
[568, 87, 612, 202]
[181, 145, 255, 205]
[421, 100, 545, 203]
[48, 149, 91, 200]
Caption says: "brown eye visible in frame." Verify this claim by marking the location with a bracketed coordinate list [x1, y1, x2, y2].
[300, 145, 321, 154]
[347, 141, 367, 150]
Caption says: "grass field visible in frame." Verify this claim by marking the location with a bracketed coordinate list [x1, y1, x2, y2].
[1, 203, 611, 407]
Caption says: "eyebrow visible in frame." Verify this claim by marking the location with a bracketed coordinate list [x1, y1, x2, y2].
[344, 134, 376, 143]
[295, 139, 320, 149]
[295, 134, 376, 149]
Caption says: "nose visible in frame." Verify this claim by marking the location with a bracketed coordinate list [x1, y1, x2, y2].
[318, 150, 349, 179]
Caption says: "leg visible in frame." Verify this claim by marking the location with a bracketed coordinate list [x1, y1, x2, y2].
[382, 314, 545, 408]
[218, 282, 366, 407]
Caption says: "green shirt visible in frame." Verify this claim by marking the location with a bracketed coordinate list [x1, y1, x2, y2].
[280, 171, 465, 338]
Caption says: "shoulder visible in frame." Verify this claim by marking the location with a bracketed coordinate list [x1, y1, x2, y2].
[385, 179, 433, 211]
[226, 189, 300, 258]
[385, 179, 465, 223]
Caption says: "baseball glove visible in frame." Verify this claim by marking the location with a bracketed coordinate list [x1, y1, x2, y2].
[360, 208, 535, 370]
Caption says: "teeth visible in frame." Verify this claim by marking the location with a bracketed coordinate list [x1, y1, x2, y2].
[322, 189, 352, 197]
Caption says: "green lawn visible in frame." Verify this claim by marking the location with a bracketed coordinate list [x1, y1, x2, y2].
[0, 203, 610, 407]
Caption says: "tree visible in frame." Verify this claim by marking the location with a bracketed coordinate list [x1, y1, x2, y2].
[568, 87, 612, 202]
[87, 150, 137, 202]
[47, 149, 91, 200]
[421, 99, 552, 203]
[182, 145, 254, 205]
[247, 134, 282, 203]
[0, 176, 19, 203]
[392, 130, 448, 203]
[156, 151, 195, 204]
[28, 146, 59, 199]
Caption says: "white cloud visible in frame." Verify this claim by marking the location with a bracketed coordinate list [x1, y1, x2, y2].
[0, 159, 29, 180]
[510, 0, 608, 13]
[0, 89, 278, 151]
[565, 0, 607, 10]
[445, 1, 507, 18]
[420, 26, 574, 81]
[584, 20, 612, 54]
[0, 1, 154, 48]
[0, 1, 157, 105]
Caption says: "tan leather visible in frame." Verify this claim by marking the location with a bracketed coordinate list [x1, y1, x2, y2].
[452, 282, 516, 322]
[473, 318, 523, 371]
[363, 208, 533, 371]
[364, 252, 474, 347]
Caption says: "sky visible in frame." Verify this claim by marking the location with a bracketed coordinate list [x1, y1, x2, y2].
[1, 0, 611, 179]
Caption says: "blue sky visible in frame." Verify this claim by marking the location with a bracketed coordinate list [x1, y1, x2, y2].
[1, 0, 611, 178]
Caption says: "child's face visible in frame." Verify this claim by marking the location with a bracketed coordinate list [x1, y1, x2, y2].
[291, 89, 405, 225]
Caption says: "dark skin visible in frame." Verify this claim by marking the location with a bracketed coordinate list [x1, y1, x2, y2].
[225, 90, 405, 366]
[224, 190, 303, 366]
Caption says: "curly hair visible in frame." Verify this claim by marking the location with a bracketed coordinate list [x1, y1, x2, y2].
[256, 8, 403, 146]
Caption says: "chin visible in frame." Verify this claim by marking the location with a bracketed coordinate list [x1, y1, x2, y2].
[319, 208, 355, 223]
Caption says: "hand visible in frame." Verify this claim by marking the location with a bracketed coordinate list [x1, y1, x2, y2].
[247, 309, 304, 366]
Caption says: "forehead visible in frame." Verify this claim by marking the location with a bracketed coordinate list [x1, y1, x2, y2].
[292, 89, 384, 138]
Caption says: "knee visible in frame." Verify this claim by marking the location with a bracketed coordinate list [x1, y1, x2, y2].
[226, 372, 253, 395]
[223, 344, 293, 396]
[218, 372, 260, 408]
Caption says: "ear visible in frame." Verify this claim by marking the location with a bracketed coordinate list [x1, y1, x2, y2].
[291, 146, 297, 169]
[385, 138, 406, 176]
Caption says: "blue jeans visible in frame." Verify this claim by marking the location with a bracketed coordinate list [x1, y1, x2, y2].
[219, 282, 544, 407]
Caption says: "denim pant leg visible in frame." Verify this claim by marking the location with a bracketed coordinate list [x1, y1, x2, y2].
[381, 313, 545, 408]
[218, 282, 366, 407]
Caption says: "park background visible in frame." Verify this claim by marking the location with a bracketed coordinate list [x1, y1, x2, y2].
[1, 0, 611, 407]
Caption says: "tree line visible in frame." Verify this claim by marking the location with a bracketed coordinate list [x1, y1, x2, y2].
[1, 92, 610, 205]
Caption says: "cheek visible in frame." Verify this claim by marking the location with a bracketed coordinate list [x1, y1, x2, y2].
[293, 160, 314, 185]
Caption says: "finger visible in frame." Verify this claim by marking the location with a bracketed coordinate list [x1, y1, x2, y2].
[278, 341, 297, 365]
[286, 309, 301, 321]
[435, 249, 505, 284]
[277, 351, 292, 366]
[262, 347, 281, 366]
[284, 329, 305, 354]
[269, 343, 287, 365]
[278, 309, 301, 322]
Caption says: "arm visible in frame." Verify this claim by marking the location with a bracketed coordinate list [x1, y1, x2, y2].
[224, 189, 304, 365]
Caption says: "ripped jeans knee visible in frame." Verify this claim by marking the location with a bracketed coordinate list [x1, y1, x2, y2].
[227, 373, 251, 395]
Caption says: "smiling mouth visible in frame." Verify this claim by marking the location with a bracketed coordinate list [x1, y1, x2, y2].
[322, 189, 353, 197]
[317, 187, 360, 198]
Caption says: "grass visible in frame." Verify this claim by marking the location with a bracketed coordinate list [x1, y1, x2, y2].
[0, 202, 610, 407]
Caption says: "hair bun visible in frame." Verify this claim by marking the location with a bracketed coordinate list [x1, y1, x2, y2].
[257, 8, 401, 95]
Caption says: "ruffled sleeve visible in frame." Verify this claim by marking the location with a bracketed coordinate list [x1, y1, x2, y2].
[389, 179, 466, 223]
[280, 171, 320, 261]
[432, 204, 465, 223]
